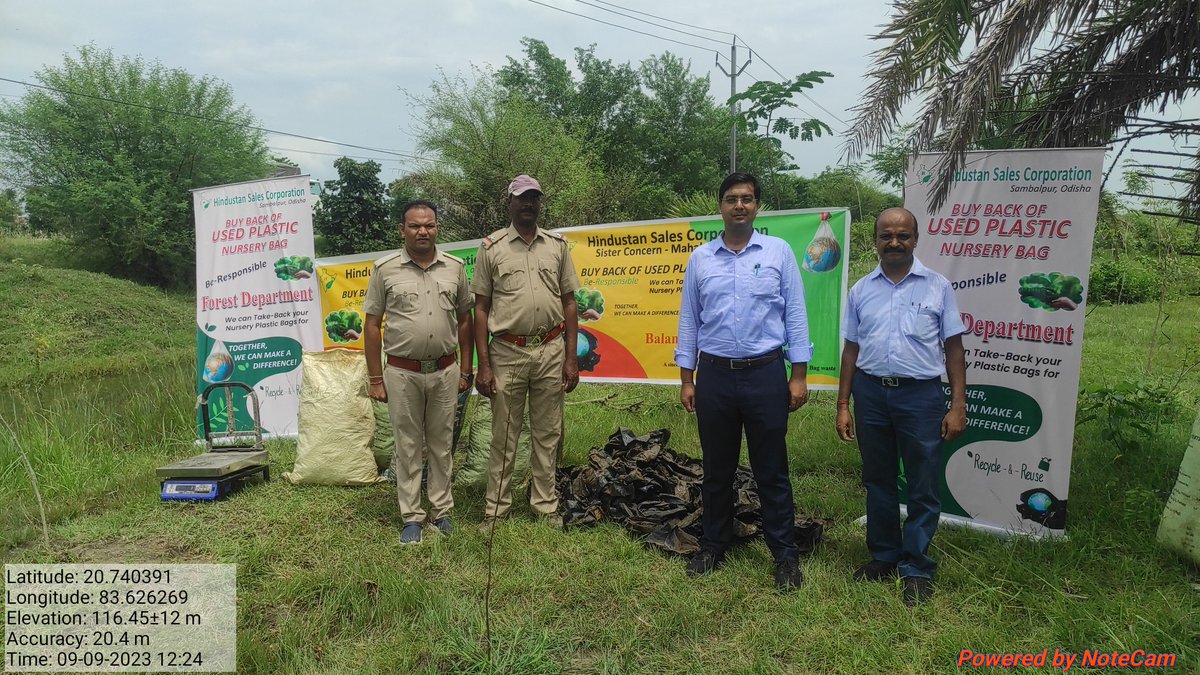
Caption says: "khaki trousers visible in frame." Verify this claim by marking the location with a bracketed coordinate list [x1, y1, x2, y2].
[484, 337, 565, 519]
[384, 363, 457, 524]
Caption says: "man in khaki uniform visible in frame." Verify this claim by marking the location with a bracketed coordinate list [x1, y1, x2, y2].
[365, 200, 474, 545]
[473, 175, 580, 531]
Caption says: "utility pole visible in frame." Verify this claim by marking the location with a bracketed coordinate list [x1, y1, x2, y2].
[715, 37, 751, 173]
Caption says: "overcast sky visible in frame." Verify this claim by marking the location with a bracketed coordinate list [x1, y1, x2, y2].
[2, 0, 1195, 191]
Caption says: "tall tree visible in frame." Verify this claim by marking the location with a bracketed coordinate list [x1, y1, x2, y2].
[0, 45, 270, 287]
[314, 157, 395, 255]
[845, 0, 1200, 212]
[729, 73, 834, 149]
[409, 70, 609, 240]
[497, 41, 789, 207]
[0, 188, 21, 232]
[635, 52, 732, 195]
[385, 177, 424, 225]
[498, 39, 644, 174]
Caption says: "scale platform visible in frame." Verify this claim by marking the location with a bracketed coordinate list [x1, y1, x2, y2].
[158, 381, 270, 502]
[157, 450, 269, 478]
[160, 461, 269, 501]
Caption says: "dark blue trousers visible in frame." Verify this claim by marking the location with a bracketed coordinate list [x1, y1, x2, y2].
[852, 370, 944, 579]
[695, 356, 798, 562]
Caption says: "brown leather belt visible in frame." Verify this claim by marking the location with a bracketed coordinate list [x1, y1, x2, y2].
[496, 323, 564, 347]
[386, 353, 456, 373]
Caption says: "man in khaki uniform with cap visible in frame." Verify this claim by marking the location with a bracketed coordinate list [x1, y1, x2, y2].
[365, 200, 474, 545]
[473, 174, 580, 531]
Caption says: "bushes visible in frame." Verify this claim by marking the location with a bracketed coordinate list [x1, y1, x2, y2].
[1088, 256, 1166, 304]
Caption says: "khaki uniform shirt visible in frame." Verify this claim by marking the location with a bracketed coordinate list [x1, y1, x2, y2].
[363, 248, 470, 359]
[471, 225, 581, 336]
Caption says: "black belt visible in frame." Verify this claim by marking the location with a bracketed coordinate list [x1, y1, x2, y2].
[860, 372, 936, 387]
[698, 349, 781, 370]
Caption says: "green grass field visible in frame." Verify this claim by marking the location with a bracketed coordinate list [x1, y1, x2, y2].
[1, 247, 1198, 674]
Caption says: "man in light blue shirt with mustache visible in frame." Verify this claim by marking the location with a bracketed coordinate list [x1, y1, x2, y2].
[836, 206, 968, 605]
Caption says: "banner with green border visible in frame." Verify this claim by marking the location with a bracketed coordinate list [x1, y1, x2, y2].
[314, 209, 850, 387]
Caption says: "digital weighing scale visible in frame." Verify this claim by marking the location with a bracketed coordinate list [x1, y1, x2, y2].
[158, 382, 269, 501]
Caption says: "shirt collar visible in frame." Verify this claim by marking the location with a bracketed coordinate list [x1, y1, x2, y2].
[506, 223, 544, 244]
[399, 246, 444, 267]
[867, 255, 929, 283]
[715, 228, 764, 254]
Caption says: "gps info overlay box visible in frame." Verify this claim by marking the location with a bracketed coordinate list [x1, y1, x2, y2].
[5, 564, 235, 672]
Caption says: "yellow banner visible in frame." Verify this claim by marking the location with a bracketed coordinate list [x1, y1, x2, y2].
[315, 259, 374, 350]
[314, 210, 849, 387]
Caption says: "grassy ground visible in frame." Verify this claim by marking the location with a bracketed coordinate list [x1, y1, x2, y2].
[2, 250, 1198, 673]
[0, 260, 193, 385]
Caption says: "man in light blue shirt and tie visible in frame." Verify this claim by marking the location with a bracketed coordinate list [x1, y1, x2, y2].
[836, 206, 968, 605]
[675, 172, 813, 592]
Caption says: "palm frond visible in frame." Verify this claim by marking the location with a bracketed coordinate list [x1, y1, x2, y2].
[844, 0, 1200, 213]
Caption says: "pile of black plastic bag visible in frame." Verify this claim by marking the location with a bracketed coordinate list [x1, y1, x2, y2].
[557, 428, 826, 556]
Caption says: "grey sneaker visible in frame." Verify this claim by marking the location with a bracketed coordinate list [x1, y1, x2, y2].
[540, 513, 564, 529]
[479, 518, 499, 536]
[432, 516, 453, 535]
[399, 521, 423, 545]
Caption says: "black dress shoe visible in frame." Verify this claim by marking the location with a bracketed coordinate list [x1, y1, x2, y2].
[773, 559, 803, 591]
[685, 549, 724, 577]
[853, 559, 898, 582]
[902, 576, 934, 605]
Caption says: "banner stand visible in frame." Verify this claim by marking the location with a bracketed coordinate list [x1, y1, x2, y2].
[903, 147, 1106, 539]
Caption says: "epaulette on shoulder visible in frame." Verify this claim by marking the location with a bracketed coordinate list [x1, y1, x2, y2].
[544, 229, 566, 241]
[481, 229, 509, 249]
[374, 250, 403, 268]
[442, 251, 465, 265]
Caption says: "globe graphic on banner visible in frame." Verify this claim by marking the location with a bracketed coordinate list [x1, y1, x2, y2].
[1026, 491, 1053, 513]
[803, 236, 840, 273]
[204, 352, 234, 383]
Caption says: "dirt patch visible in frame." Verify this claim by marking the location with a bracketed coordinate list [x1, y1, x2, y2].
[62, 534, 210, 563]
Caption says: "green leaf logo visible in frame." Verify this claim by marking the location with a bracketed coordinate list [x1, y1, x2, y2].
[203, 200, 211, 208]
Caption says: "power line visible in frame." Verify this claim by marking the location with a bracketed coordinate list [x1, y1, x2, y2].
[572, 0, 728, 46]
[739, 74, 822, 122]
[268, 146, 406, 163]
[523, 1, 846, 145]
[0, 76, 436, 165]
[524, 0, 728, 62]
[736, 40, 849, 129]
[590, 0, 736, 37]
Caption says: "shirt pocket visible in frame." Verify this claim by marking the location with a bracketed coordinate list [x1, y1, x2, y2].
[751, 267, 781, 298]
[496, 263, 526, 293]
[436, 281, 458, 312]
[902, 304, 941, 341]
[389, 282, 421, 313]
[537, 258, 560, 295]
[698, 268, 732, 296]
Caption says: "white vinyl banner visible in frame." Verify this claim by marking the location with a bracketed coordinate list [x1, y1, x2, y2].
[193, 175, 321, 438]
[905, 148, 1105, 537]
